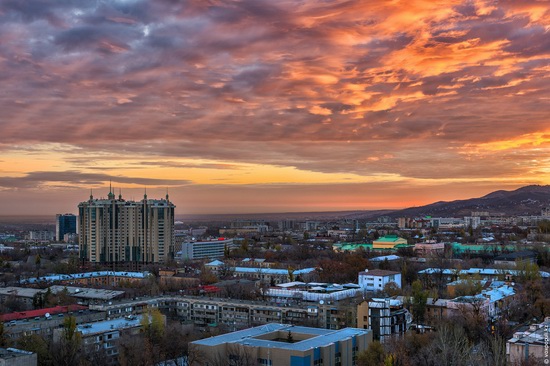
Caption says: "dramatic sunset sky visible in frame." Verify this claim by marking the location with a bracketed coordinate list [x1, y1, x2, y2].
[0, 0, 549, 215]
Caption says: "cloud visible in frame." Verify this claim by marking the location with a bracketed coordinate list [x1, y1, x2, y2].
[0, 0, 549, 213]
[0, 171, 190, 190]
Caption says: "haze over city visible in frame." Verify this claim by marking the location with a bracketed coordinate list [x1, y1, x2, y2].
[1, 0, 549, 215]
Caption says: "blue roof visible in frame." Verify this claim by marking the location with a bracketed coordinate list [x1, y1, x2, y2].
[419, 267, 550, 278]
[77, 315, 144, 335]
[21, 271, 151, 284]
[192, 323, 370, 351]
[234, 267, 316, 275]
[370, 255, 400, 262]
[206, 260, 224, 266]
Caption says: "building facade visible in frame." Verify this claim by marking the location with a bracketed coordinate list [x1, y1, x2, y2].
[358, 269, 402, 292]
[177, 238, 236, 260]
[56, 214, 77, 242]
[0, 348, 37, 366]
[506, 318, 550, 365]
[191, 323, 372, 366]
[78, 189, 175, 266]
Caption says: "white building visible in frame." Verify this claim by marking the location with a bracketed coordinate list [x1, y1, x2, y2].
[177, 238, 236, 260]
[358, 269, 401, 292]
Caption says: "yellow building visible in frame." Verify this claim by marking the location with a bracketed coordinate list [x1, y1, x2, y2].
[372, 235, 408, 249]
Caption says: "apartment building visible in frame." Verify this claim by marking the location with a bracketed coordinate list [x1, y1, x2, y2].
[89, 295, 359, 331]
[358, 269, 402, 292]
[507, 318, 550, 365]
[78, 188, 175, 265]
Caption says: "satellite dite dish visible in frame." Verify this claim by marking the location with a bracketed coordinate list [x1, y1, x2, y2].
[45, 313, 51, 318]
[319, 300, 325, 305]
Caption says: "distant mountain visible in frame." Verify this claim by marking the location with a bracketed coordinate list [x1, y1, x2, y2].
[380, 185, 550, 219]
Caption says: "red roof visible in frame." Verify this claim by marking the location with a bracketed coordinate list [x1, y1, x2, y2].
[0, 304, 88, 322]
[199, 285, 220, 293]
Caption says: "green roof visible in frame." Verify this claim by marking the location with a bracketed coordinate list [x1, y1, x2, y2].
[333, 243, 412, 252]
[374, 235, 406, 242]
[451, 243, 516, 253]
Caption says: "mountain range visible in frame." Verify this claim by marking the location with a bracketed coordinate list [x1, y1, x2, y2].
[375, 185, 550, 219]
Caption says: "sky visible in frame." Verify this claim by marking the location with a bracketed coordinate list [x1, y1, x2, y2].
[0, 0, 549, 216]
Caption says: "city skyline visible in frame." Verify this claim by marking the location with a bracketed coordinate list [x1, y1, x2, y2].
[1, 1, 549, 215]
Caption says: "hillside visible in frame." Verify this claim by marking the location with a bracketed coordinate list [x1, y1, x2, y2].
[379, 185, 550, 219]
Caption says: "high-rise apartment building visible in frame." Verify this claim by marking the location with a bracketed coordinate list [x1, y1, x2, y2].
[56, 213, 77, 242]
[78, 188, 175, 267]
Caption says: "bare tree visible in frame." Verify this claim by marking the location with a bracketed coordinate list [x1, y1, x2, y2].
[427, 324, 472, 366]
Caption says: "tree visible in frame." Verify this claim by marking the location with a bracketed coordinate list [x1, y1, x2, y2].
[141, 308, 165, 346]
[287, 266, 295, 282]
[51, 316, 82, 366]
[17, 334, 53, 366]
[286, 330, 294, 343]
[411, 280, 428, 325]
[383, 281, 401, 297]
[427, 324, 472, 366]
[200, 266, 218, 285]
[0, 323, 8, 348]
[357, 341, 386, 366]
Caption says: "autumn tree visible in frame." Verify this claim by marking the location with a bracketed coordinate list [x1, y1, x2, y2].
[357, 341, 388, 366]
[51, 316, 82, 366]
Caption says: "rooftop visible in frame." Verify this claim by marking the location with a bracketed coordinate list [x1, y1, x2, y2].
[77, 315, 144, 335]
[419, 267, 550, 278]
[49, 285, 125, 300]
[373, 235, 405, 243]
[508, 318, 550, 346]
[0, 304, 88, 322]
[21, 271, 151, 284]
[0, 287, 45, 298]
[359, 269, 400, 277]
[370, 255, 401, 262]
[192, 323, 370, 351]
[0, 348, 35, 360]
[494, 250, 537, 261]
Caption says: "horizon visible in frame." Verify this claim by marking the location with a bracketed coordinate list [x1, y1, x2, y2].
[0, 1, 548, 215]
[0, 184, 544, 219]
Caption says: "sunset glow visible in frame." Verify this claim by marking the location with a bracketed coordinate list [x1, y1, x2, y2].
[0, 0, 549, 215]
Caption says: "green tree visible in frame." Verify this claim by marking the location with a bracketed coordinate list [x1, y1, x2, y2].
[286, 330, 294, 343]
[411, 280, 428, 325]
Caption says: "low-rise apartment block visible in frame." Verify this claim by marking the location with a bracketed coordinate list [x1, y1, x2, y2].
[358, 269, 402, 292]
[191, 323, 372, 366]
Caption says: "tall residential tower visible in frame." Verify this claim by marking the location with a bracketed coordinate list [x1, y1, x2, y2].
[78, 188, 175, 267]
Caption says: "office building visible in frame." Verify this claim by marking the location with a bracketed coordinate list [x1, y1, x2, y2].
[55, 213, 77, 242]
[191, 323, 372, 366]
[78, 188, 175, 266]
[177, 238, 236, 260]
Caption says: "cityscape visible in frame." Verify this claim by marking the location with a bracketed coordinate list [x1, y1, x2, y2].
[1, 1, 550, 366]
